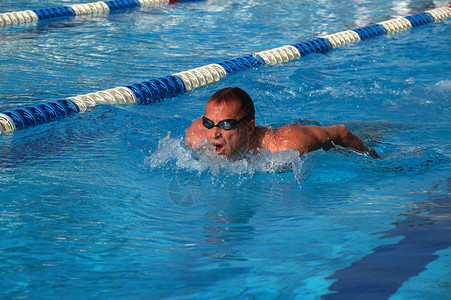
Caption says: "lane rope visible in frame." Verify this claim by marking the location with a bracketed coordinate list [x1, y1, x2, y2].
[0, 0, 201, 27]
[0, 6, 450, 133]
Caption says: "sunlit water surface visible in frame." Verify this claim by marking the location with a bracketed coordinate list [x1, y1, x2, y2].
[0, 0, 450, 299]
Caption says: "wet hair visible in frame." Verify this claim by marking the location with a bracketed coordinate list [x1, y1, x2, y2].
[207, 87, 255, 121]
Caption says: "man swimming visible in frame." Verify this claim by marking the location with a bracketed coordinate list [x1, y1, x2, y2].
[185, 87, 378, 158]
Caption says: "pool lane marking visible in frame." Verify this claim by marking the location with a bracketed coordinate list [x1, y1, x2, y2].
[0, 0, 191, 27]
[324, 179, 451, 299]
[0, 6, 450, 133]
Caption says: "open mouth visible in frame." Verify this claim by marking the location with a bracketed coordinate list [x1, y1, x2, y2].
[212, 143, 225, 155]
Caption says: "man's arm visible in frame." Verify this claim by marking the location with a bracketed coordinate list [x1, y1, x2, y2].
[266, 124, 377, 157]
[332, 124, 369, 152]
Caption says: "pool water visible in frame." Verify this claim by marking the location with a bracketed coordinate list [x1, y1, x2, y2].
[0, 0, 450, 299]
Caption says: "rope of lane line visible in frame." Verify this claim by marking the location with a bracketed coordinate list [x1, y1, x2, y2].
[0, 0, 192, 27]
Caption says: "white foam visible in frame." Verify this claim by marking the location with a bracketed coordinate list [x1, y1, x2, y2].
[145, 133, 307, 180]
[433, 80, 451, 92]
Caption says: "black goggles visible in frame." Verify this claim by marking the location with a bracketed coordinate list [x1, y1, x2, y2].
[202, 116, 248, 131]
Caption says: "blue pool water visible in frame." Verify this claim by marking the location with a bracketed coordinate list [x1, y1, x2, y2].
[0, 0, 450, 298]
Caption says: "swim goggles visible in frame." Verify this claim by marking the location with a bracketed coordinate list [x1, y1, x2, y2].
[202, 116, 247, 130]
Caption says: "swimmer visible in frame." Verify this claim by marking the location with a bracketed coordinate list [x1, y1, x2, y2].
[186, 87, 379, 158]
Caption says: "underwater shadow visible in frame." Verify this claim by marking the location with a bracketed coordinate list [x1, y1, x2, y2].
[324, 177, 451, 299]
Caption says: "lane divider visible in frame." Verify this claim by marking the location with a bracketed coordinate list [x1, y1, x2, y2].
[323, 30, 361, 48]
[0, 6, 450, 133]
[0, 0, 198, 27]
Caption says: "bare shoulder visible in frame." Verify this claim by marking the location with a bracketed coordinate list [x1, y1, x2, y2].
[261, 124, 343, 154]
[185, 117, 206, 148]
[260, 124, 310, 153]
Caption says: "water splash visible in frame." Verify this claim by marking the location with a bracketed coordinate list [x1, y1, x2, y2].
[145, 133, 306, 179]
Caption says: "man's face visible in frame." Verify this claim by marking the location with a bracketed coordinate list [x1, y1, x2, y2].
[204, 100, 253, 157]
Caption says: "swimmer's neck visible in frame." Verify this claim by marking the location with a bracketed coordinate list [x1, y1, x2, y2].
[249, 125, 269, 151]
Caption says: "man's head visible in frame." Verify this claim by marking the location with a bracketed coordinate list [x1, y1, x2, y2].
[203, 87, 255, 157]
